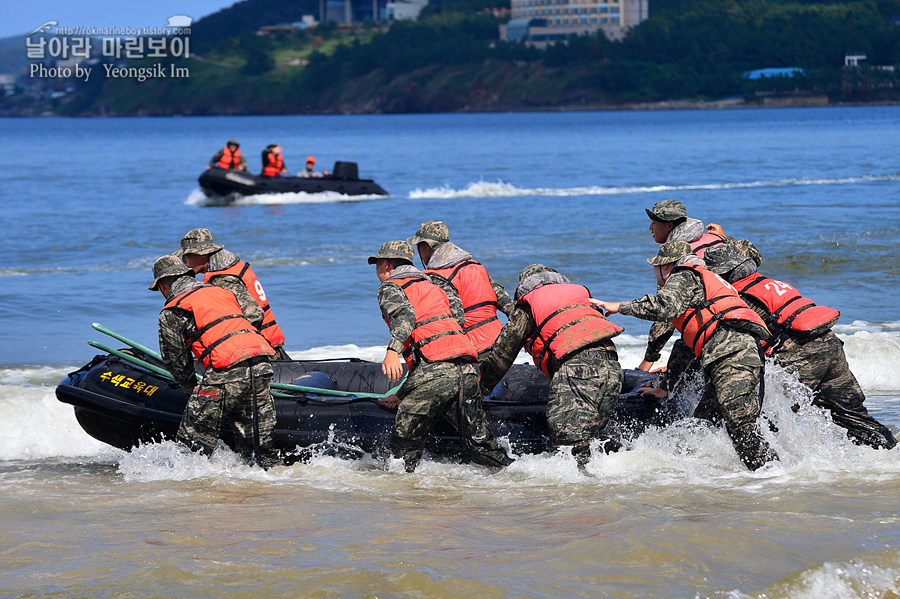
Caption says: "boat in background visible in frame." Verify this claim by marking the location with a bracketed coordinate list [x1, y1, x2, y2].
[198, 161, 388, 200]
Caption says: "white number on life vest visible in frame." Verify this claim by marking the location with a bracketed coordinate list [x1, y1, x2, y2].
[254, 280, 267, 302]
[763, 280, 793, 296]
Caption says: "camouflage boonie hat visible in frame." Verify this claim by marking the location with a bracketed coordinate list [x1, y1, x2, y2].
[227, 139, 239, 147]
[648, 240, 692, 266]
[645, 199, 688, 222]
[368, 240, 415, 264]
[407, 220, 450, 248]
[703, 243, 751, 275]
[148, 255, 194, 290]
[177, 227, 224, 257]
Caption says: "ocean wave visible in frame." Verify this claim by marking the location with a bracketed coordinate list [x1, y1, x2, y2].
[409, 174, 900, 199]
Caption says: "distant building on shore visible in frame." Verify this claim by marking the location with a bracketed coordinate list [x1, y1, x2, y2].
[500, 0, 648, 46]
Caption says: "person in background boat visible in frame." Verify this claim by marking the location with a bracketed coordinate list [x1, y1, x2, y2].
[703, 243, 897, 450]
[638, 199, 763, 373]
[148, 255, 281, 469]
[594, 241, 779, 471]
[261, 144, 287, 177]
[178, 228, 290, 360]
[479, 264, 624, 467]
[297, 156, 324, 178]
[408, 220, 514, 363]
[369, 240, 512, 472]
[207, 139, 247, 171]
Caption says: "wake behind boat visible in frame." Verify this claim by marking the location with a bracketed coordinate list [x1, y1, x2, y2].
[199, 161, 388, 201]
[56, 347, 661, 461]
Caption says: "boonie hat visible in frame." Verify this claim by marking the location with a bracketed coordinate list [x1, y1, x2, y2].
[227, 139, 239, 147]
[368, 240, 414, 264]
[646, 199, 688, 222]
[149, 255, 194, 290]
[407, 220, 450, 248]
[703, 243, 751, 275]
[178, 228, 224, 257]
[647, 240, 692, 266]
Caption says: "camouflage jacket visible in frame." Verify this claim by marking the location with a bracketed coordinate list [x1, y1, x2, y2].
[621, 267, 766, 368]
[377, 264, 465, 356]
[158, 275, 267, 396]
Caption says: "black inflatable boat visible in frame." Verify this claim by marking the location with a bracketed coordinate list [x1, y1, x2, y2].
[56, 351, 662, 460]
[198, 161, 388, 200]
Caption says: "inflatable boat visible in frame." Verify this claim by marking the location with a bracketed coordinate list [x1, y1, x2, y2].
[56, 349, 662, 461]
[198, 161, 388, 199]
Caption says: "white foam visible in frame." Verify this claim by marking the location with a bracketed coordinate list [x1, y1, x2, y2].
[185, 187, 386, 206]
[408, 174, 900, 199]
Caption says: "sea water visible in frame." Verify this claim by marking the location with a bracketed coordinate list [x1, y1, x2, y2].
[1, 107, 899, 598]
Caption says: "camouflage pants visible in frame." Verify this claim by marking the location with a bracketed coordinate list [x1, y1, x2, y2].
[547, 348, 623, 464]
[392, 360, 511, 472]
[776, 330, 896, 449]
[177, 361, 278, 465]
[692, 340, 778, 471]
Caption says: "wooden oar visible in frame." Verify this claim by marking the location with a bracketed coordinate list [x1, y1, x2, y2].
[91, 323, 403, 400]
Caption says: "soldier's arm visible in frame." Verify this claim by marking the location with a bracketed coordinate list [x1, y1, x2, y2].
[208, 149, 224, 167]
[643, 320, 675, 364]
[210, 274, 264, 329]
[490, 276, 515, 316]
[479, 307, 534, 396]
[620, 270, 701, 322]
[158, 310, 198, 397]
[377, 282, 416, 355]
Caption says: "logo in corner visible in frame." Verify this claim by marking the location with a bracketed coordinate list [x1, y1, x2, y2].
[28, 20, 58, 35]
[166, 15, 193, 28]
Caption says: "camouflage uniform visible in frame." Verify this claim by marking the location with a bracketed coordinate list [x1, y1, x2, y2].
[480, 264, 623, 465]
[409, 221, 515, 363]
[704, 244, 896, 450]
[151, 259, 279, 467]
[642, 200, 762, 366]
[179, 229, 290, 360]
[619, 242, 778, 470]
[372, 243, 511, 472]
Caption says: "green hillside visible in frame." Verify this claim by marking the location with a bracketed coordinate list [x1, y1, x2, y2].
[4, 0, 900, 115]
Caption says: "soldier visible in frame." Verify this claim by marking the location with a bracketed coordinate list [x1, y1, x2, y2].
[207, 139, 247, 171]
[595, 241, 779, 471]
[369, 240, 512, 472]
[178, 228, 290, 360]
[639, 199, 763, 372]
[408, 220, 514, 362]
[479, 264, 624, 466]
[148, 255, 280, 468]
[703, 243, 896, 449]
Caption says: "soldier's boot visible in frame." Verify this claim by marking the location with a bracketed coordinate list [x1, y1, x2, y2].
[830, 408, 897, 450]
[731, 427, 778, 471]
[252, 448, 284, 470]
[390, 436, 424, 472]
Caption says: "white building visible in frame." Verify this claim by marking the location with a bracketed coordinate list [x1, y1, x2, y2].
[501, 0, 648, 46]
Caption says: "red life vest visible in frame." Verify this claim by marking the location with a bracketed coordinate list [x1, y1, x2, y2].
[163, 285, 274, 369]
[689, 232, 726, 258]
[518, 283, 623, 377]
[262, 151, 283, 177]
[732, 273, 840, 338]
[217, 146, 242, 169]
[204, 260, 286, 349]
[386, 276, 478, 370]
[671, 264, 769, 358]
[425, 259, 502, 354]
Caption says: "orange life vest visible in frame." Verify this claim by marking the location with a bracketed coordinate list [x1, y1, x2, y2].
[204, 260, 286, 349]
[425, 259, 502, 354]
[262, 151, 283, 177]
[518, 283, 623, 377]
[217, 146, 242, 169]
[732, 273, 840, 338]
[689, 232, 726, 258]
[163, 285, 274, 369]
[387, 276, 478, 370]
[671, 264, 769, 357]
